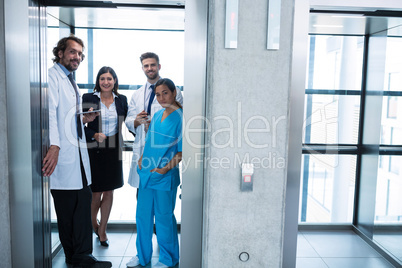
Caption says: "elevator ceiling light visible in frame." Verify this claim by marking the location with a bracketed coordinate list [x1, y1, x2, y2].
[313, 24, 343, 28]
[331, 15, 365, 19]
[110, 0, 184, 5]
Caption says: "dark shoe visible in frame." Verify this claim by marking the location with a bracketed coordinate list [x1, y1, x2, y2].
[73, 260, 112, 268]
[100, 240, 109, 247]
[91, 261, 112, 268]
[72, 254, 97, 265]
[72, 254, 112, 268]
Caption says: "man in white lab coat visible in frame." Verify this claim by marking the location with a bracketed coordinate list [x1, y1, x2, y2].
[42, 35, 111, 268]
[125, 52, 183, 189]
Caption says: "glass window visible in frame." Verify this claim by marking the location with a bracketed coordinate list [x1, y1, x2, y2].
[299, 154, 356, 223]
[300, 35, 363, 224]
[303, 94, 360, 144]
[74, 28, 184, 88]
[373, 36, 402, 267]
[380, 106, 402, 144]
[375, 155, 402, 223]
[306, 35, 364, 91]
[383, 38, 402, 92]
[379, 37, 402, 146]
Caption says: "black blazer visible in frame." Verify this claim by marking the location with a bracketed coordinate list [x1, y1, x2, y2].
[82, 92, 128, 148]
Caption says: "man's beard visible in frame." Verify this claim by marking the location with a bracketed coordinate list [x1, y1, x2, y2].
[66, 61, 80, 71]
[145, 71, 158, 80]
[61, 58, 80, 72]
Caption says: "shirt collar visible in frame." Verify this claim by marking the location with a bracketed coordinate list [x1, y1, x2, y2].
[146, 77, 162, 90]
[57, 62, 71, 77]
[93, 91, 118, 99]
[145, 81, 153, 91]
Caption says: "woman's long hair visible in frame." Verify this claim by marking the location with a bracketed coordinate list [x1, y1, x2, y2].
[94, 66, 119, 95]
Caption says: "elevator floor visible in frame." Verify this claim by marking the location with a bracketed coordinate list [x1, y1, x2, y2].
[52, 230, 396, 267]
[52, 230, 180, 268]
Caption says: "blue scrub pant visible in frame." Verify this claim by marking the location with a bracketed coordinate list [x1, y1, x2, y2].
[136, 187, 179, 266]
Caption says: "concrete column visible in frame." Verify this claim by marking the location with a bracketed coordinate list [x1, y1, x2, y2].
[0, 0, 12, 266]
[203, 0, 295, 267]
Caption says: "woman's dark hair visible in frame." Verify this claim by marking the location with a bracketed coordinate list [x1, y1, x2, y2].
[94, 66, 119, 95]
[154, 78, 182, 109]
[52, 34, 85, 63]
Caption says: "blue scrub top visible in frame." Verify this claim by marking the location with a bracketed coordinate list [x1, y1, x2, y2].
[137, 108, 183, 191]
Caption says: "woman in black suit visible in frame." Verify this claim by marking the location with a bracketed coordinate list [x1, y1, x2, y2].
[82, 66, 128, 247]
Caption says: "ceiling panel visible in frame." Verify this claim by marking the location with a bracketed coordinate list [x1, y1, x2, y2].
[46, 0, 184, 5]
[310, 12, 402, 36]
[47, 6, 184, 30]
[109, 0, 184, 4]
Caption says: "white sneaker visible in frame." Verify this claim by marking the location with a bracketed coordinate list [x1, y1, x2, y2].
[153, 261, 168, 268]
[126, 256, 140, 267]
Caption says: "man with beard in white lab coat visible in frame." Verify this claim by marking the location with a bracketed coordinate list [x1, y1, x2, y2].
[42, 35, 112, 268]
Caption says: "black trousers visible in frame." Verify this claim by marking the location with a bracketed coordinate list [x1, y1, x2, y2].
[51, 155, 93, 260]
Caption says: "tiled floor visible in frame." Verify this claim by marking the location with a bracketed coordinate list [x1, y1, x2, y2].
[52, 230, 179, 268]
[373, 231, 402, 262]
[296, 230, 396, 268]
[53, 229, 397, 268]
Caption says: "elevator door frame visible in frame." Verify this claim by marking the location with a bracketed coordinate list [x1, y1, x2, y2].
[43, 1, 208, 267]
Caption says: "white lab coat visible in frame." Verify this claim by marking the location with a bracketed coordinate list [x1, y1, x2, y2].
[48, 63, 92, 190]
[125, 83, 183, 188]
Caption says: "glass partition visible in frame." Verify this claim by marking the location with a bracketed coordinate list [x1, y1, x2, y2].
[300, 154, 356, 223]
[374, 155, 402, 262]
[303, 94, 360, 145]
[373, 36, 402, 263]
[305, 35, 363, 91]
[300, 35, 364, 223]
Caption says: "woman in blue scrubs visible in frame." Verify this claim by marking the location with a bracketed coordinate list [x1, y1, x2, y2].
[126, 78, 182, 268]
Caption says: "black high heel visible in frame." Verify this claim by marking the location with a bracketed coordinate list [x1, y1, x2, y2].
[100, 239, 109, 247]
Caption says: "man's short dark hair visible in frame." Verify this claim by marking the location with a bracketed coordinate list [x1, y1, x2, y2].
[52, 34, 85, 63]
[140, 52, 159, 64]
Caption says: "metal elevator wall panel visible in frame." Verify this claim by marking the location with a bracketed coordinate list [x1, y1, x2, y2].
[5, 0, 51, 266]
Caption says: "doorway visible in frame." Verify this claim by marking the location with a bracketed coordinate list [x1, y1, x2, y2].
[298, 8, 402, 267]
[46, 1, 207, 267]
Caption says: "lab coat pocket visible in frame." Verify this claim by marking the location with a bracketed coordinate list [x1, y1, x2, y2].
[58, 141, 75, 164]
